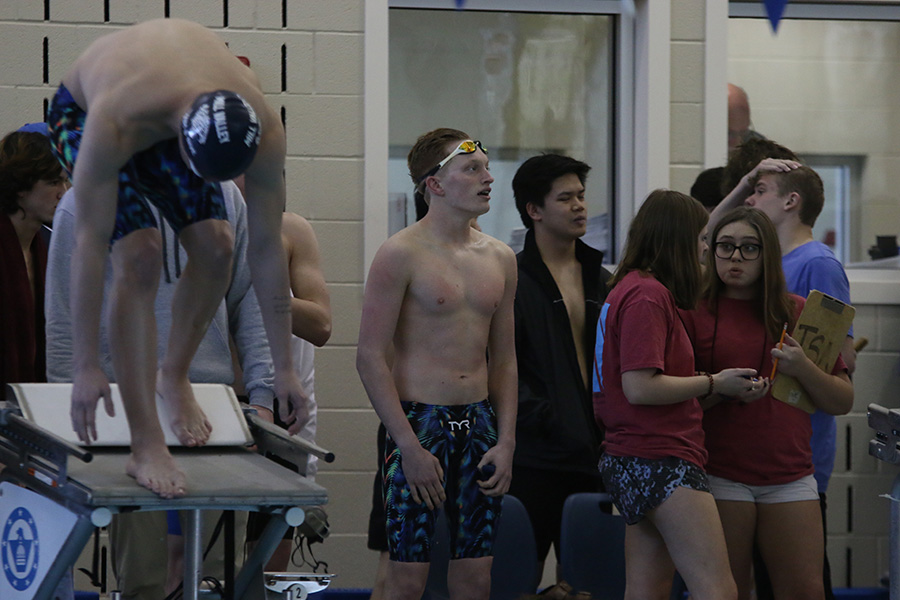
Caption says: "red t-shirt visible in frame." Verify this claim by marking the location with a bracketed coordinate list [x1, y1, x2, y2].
[594, 271, 707, 468]
[681, 295, 846, 486]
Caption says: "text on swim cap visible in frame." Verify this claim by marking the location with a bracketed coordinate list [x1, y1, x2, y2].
[186, 104, 210, 147]
[213, 94, 230, 144]
[243, 104, 260, 148]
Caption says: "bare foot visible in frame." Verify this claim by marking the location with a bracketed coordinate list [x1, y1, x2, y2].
[126, 449, 187, 498]
[156, 371, 212, 447]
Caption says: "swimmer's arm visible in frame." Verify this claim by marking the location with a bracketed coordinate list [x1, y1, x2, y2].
[356, 241, 418, 450]
[480, 246, 518, 496]
[221, 183, 275, 411]
[68, 106, 127, 440]
[283, 212, 332, 346]
[356, 241, 446, 509]
[69, 107, 125, 369]
[243, 129, 309, 432]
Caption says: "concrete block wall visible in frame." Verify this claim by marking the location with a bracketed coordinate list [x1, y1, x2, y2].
[0, 0, 376, 590]
[669, 0, 708, 196]
[830, 298, 900, 587]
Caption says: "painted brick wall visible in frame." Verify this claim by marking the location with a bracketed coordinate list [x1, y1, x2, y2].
[669, 0, 707, 196]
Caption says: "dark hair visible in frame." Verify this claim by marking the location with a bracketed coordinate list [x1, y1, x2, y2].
[407, 127, 470, 209]
[721, 138, 798, 196]
[0, 131, 64, 216]
[610, 189, 708, 310]
[702, 207, 796, 340]
[690, 167, 725, 211]
[512, 154, 591, 229]
[752, 165, 825, 227]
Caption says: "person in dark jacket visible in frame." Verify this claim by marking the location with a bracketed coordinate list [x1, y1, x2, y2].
[509, 154, 612, 585]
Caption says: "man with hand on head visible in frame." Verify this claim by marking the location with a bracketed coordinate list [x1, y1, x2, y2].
[48, 18, 307, 498]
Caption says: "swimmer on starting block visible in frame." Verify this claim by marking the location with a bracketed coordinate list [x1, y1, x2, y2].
[48, 18, 309, 498]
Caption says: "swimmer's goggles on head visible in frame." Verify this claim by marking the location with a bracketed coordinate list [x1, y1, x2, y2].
[417, 140, 488, 186]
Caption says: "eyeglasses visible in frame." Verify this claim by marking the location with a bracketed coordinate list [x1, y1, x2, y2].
[714, 241, 761, 261]
[418, 140, 488, 184]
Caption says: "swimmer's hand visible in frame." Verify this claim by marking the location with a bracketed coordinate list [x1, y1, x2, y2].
[274, 371, 311, 436]
[71, 365, 114, 444]
[401, 444, 446, 510]
[477, 441, 513, 496]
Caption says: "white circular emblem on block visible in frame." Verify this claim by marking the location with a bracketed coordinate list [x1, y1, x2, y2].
[2, 507, 39, 591]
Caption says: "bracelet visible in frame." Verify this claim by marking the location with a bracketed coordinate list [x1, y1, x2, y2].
[697, 371, 714, 399]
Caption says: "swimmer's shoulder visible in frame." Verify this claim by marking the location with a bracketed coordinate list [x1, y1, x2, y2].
[368, 226, 422, 281]
[473, 229, 516, 262]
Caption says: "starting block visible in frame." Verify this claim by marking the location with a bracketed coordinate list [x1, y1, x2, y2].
[868, 403, 900, 600]
[0, 383, 335, 600]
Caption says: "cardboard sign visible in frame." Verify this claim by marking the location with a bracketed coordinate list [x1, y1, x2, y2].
[771, 290, 854, 414]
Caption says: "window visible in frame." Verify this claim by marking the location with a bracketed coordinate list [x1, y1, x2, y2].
[386, 1, 628, 258]
[729, 4, 900, 264]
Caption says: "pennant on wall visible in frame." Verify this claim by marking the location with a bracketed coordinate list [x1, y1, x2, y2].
[455, 0, 466, 8]
[764, 0, 789, 32]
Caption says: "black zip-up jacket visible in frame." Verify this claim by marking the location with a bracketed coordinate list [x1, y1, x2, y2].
[513, 228, 612, 473]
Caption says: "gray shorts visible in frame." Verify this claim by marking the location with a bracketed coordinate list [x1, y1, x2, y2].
[707, 473, 819, 504]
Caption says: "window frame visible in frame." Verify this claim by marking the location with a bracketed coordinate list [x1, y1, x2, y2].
[363, 0, 642, 270]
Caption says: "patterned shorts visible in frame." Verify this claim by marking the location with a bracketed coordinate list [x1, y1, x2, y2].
[599, 453, 710, 525]
[383, 399, 501, 563]
[48, 83, 226, 242]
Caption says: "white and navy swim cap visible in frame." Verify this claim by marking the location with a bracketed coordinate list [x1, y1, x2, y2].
[181, 90, 261, 181]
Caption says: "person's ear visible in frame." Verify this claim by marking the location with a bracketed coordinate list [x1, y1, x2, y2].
[526, 202, 543, 222]
[784, 191, 801, 212]
[424, 175, 443, 197]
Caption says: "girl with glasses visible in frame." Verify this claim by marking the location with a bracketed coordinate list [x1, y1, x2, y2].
[594, 190, 762, 600]
[680, 207, 853, 600]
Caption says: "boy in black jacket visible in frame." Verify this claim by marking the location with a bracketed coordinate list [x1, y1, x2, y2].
[510, 154, 611, 585]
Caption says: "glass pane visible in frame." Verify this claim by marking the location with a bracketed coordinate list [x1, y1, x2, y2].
[389, 8, 615, 256]
[728, 18, 900, 264]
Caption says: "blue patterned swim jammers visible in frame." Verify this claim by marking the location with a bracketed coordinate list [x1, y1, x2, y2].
[383, 400, 502, 563]
[48, 83, 227, 242]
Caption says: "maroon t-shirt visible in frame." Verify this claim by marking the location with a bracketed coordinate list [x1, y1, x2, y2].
[594, 271, 707, 468]
[682, 295, 846, 486]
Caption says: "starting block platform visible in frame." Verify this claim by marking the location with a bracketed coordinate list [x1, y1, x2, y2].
[868, 404, 900, 600]
[0, 383, 334, 600]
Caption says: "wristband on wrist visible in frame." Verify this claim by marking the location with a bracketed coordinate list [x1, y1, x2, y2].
[696, 371, 714, 399]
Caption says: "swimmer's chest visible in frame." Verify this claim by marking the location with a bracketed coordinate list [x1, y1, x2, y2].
[406, 258, 504, 316]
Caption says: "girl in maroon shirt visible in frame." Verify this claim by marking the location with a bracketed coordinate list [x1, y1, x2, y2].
[595, 190, 760, 600]
[682, 207, 852, 600]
